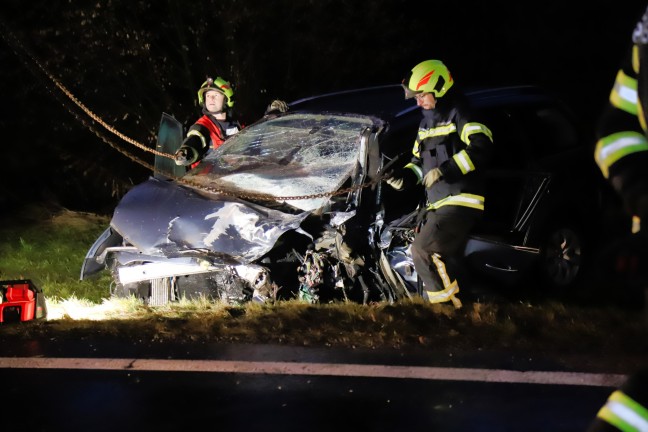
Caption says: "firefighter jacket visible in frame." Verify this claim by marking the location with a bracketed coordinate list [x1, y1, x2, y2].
[180, 114, 242, 165]
[595, 4, 648, 224]
[403, 90, 493, 211]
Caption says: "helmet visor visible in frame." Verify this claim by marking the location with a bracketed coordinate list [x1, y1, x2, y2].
[402, 83, 421, 99]
[199, 87, 225, 98]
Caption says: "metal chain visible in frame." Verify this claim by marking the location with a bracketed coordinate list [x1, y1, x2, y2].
[0, 18, 170, 159]
[177, 176, 385, 202]
[0, 19, 390, 202]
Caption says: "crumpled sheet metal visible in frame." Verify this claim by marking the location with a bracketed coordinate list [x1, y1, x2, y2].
[111, 177, 309, 264]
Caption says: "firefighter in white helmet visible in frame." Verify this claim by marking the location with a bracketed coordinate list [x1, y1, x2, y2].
[588, 4, 648, 431]
[595, 4, 648, 235]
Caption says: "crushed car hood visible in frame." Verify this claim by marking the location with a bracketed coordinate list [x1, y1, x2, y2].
[110, 177, 310, 264]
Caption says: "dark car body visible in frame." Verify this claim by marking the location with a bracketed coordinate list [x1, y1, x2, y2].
[81, 85, 614, 305]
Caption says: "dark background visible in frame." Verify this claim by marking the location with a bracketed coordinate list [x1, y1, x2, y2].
[0, 1, 645, 215]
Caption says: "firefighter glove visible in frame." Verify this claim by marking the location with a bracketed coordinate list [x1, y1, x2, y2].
[265, 99, 289, 115]
[174, 147, 194, 166]
[423, 167, 442, 188]
[386, 176, 405, 191]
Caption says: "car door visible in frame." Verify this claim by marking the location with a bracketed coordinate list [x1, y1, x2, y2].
[471, 105, 540, 245]
[463, 103, 554, 282]
[154, 112, 186, 180]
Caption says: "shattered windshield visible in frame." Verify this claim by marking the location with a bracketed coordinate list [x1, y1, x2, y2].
[183, 113, 376, 211]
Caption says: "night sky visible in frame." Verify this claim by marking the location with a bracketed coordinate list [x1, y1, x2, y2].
[0, 1, 646, 214]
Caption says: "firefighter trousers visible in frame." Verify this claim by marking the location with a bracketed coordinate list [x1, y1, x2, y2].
[410, 205, 481, 306]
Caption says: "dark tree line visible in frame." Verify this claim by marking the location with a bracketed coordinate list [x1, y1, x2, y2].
[0, 0, 642, 214]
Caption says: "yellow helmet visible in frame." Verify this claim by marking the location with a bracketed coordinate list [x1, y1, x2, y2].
[197, 76, 235, 108]
[402, 60, 453, 99]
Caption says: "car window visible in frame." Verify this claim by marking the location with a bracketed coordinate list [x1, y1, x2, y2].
[472, 106, 543, 237]
[183, 113, 375, 212]
[473, 103, 580, 238]
[514, 106, 579, 161]
[477, 107, 528, 171]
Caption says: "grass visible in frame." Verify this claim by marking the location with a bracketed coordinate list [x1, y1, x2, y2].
[0, 206, 113, 303]
[1, 206, 647, 373]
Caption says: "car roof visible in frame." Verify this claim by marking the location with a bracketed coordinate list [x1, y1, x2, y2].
[289, 85, 415, 119]
[289, 84, 560, 120]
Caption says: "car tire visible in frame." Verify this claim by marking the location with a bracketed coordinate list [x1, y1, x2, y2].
[536, 224, 586, 294]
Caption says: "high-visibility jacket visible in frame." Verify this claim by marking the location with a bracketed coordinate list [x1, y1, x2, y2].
[180, 114, 242, 166]
[594, 4, 648, 226]
[403, 90, 493, 211]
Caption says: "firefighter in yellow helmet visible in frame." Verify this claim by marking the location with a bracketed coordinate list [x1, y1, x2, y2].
[385, 59, 494, 308]
[174, 76, 243, 167]
[174, 76, 290, 167]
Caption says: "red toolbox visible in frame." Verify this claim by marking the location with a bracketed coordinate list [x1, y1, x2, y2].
[0, 280, 48, 323]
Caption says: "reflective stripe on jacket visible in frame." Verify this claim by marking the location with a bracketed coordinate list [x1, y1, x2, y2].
[182, 115, 241, 167]
[192, 115, 228, 151]
[406, 91, 493, 211]
[595, 6, 648, 179]
[595, 389, 648, 431]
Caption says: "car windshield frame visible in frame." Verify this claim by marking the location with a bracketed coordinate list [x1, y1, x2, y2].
[183, 112, 379, 211]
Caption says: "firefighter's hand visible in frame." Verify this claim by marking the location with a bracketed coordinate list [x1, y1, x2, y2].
[174, 148, 191, 166]
[423, 168, 442, 188]
[265, 99, 289, 115]
[385, 176, 404, 191]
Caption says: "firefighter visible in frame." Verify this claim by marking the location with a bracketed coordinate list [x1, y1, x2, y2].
[595, 4, 648, 235]
[385, 59, 493, 308]
[174, 76, 243, 167]
[588, 4, 648, 431]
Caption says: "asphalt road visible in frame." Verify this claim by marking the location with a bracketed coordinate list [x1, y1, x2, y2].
[0, 341, 627, 432]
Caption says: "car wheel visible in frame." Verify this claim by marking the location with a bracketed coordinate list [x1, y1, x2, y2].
[538, 225, 584, 290]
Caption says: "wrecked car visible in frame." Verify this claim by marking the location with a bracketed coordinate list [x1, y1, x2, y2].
[81, 85, 613, 305]
[81, 110, 402, 305]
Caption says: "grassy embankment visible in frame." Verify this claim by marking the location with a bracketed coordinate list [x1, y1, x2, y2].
[0, 206, 647, 366]
[0, 207, 111, 303]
